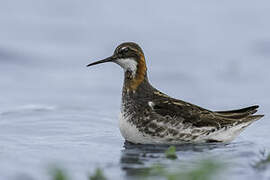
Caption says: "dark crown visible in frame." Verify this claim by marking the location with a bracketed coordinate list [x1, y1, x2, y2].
[114, 42, 144, 60]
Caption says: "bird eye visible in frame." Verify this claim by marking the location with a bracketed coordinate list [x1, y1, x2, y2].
[120, 47, 129, 54]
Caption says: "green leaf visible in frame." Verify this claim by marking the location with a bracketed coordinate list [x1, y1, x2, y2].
[89, 168, 106, 180]
[165, 146, 177, 160]
[51, 168, 69, 180]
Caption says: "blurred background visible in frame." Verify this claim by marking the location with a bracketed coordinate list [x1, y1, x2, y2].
[0, 0, 269, 180]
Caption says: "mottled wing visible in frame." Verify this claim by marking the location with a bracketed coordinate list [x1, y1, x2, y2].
[150, 98, 262, 129]
[150, 99, 222, 128]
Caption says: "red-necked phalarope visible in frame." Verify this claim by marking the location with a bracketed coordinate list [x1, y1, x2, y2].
[87, 42, 264, 144]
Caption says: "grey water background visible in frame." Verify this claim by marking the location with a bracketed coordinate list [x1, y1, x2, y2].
[0, 0, 270, 179]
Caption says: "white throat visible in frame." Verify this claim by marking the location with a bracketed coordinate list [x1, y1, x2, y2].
[115, 58, 138, 77]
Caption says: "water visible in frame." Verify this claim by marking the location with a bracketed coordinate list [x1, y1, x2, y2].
[0, 0, 270, 179]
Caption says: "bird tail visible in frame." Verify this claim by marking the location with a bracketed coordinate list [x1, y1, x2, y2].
[215, 105, 264, 123]
[206, 106, 263, 143]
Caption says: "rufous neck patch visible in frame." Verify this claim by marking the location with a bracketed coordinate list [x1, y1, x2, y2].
[125, 54, 147, 91]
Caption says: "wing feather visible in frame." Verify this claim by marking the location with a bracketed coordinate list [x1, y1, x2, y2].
[150, 99, 263, 129]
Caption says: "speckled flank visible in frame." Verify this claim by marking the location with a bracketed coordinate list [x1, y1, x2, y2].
[120, 94, 262, 144]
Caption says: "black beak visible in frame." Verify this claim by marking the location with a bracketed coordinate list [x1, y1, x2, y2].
[87, 55, 116, 67]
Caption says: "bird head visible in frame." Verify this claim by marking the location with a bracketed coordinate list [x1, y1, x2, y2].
[87, 42, 147, 91]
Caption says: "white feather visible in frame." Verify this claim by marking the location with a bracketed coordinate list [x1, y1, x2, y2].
[115, 58, 137, 77]
[148, 101, 155, 109]
[119, 112, 149, 143]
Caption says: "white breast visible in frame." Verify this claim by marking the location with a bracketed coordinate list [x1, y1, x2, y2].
[118, 112, 149, 144]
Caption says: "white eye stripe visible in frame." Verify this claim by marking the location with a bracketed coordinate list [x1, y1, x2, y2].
[120, 47, 129, 53]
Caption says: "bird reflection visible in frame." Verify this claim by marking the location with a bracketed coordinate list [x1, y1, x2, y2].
[120, 141, 230, 178]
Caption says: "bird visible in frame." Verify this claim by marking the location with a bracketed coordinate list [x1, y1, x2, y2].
[87, 42, 264, 144]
